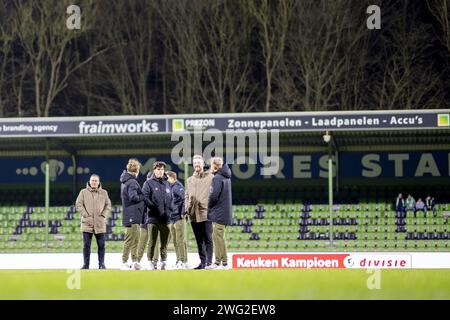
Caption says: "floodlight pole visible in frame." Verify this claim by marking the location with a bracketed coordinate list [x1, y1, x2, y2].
[45, 139, 50, 252]
[325, 131, 334, 246]
[328, 145, 334, 244]
[45, 162, 50, 252]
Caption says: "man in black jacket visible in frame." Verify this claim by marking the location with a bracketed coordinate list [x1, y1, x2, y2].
[394, 193, 406, 218]
[120, 159, 146, 270]
[167, 171, 188, 269]
[208, 157, 232, 269]
[425, 196, 437, 217]
[143, 161, 173, 270]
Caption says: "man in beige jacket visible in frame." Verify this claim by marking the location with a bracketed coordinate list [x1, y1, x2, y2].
[185, 155, 214, 269]
[76, 174, 112, 269]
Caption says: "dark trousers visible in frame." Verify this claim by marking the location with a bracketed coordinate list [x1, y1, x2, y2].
[395, 207, 406, 218]
[83, 232, 105, 267]
[191, 221, 213, 266]
[147, 223, 170, 262]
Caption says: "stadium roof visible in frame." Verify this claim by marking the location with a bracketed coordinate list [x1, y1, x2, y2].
[1, 110, 449, 156]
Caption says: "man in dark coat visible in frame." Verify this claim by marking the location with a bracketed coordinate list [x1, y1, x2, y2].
[425, 196, 437, 217]
[394, 193, 406, 218]
[142, 161, 173, 270]
[120, 159, 146, 270]
[208, 157, 232, 269]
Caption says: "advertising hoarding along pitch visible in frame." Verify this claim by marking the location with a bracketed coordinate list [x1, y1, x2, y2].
[0, 110, 449, 137]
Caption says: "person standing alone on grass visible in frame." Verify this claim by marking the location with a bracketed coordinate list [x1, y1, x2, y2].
[120, 159, 146, 270]
[167, 171, 188, 269]
[143, 161, 173, 270]
[76, 174, 112, 270]
[208, 158, 232, 269]
[185, 155, 214, 269]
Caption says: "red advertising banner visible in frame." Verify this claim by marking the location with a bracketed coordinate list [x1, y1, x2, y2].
[232, 253, 412, 269]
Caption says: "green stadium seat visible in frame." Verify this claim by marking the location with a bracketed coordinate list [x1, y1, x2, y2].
[0, 202, 446, 254]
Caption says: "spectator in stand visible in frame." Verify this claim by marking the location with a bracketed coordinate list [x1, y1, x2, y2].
[425, 196, 437, 217]
[414, 198, 426, 218]
[405, 194, 416, 216]
[394, 193, 406, 218]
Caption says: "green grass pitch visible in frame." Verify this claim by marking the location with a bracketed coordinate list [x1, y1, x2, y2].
[0, 269, 449, 300]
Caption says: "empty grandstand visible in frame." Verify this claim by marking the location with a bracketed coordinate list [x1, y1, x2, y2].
[1, 110, 450, 254]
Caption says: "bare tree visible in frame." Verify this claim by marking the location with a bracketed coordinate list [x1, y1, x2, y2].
[91, 1, 157, 115]
[243, 0, 293, 112]
[159, 0, 257, 114]
[275, 0, 370, 111]
[371, 1, 445, 109]
[427, 0, 450, 53]
[0, 1, 14, 117]
[11, 0, 109, 117]
[157, 0, 207, 114]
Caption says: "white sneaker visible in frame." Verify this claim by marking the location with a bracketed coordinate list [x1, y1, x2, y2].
[210, 263, 220, 269]
[133, 262, 142, 270]
[149, 262, 157, 270]
[120, 263, 131, 270]
[160, 261, 167, 270]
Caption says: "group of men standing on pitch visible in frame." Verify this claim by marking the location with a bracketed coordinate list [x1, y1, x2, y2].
[119, 155, 232, 270]
[76, 155, 232, 270]
[76, 154, 232, 270]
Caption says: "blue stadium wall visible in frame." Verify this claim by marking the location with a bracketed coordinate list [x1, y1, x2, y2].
[1, 151, 449, 206]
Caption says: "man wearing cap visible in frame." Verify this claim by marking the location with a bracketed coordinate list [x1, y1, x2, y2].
[142, 161, 173, 270]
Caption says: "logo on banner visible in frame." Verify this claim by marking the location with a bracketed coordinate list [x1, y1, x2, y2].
[41, 160, 65, 182]
[437, 114, 450, 127]
[340, 254, 412, 269]
[172, 119, 185, 132]
[78, 120, 159, 134]
[182, 119, 215, 130]
[344, 256, 355, 268]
